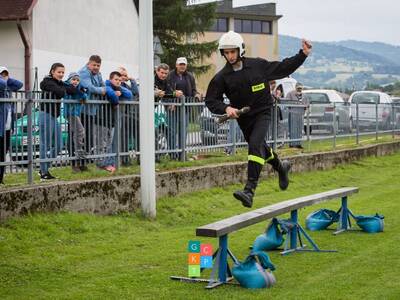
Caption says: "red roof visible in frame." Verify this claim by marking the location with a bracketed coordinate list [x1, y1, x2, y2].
[0, 0, 38, 21]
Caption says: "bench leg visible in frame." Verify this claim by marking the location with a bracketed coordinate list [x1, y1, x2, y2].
[170, 234, 239, 289]
[334, 196, 357, 235]
[280, 209, 337, 255]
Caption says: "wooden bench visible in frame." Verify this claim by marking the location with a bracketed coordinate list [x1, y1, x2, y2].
[171, 187, 359, 289]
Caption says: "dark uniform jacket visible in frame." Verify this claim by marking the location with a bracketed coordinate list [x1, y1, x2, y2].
[205, 50, 307, 116]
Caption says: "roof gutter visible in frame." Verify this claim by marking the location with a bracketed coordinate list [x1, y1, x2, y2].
[16, 20, 31, 91]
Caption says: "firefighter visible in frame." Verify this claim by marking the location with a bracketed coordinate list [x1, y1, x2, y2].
[205, 31, 312, 208]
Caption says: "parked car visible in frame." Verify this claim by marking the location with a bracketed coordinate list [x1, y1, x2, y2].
[391, 97, 400, 128]
[10, 110, 69, 160]
[302, 89, 352, 133]
[349, 91, 393, 130]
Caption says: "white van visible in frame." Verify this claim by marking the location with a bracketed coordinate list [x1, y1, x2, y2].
[349, 91, 393, 130]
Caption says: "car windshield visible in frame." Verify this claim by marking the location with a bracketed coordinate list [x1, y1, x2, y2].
[352, 93, 379, 104]
[304, 93, 329, 104]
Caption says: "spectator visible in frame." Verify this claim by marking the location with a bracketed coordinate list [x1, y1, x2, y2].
[118, 66, 139, 165]
[39, 63, 78, 180]
[167, 57, 200, 99]
[154, 63, 176, 99]
[270, 80, 284, 148]
[78, 55, 106, 162]
[166, 57, 201, 159]
[64, 72, 88, 172]
[97, 71, 132, 173]
[286, 82, 305, 149]
[118, 66, 139, 99]
[0, 66, 23, 184]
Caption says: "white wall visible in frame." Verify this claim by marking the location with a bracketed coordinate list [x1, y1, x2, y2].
[0, 20, 32, 86]
[32, 0, 139, 85]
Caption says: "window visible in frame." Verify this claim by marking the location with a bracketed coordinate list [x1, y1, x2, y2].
[305, 93, 330, 104]
[262, 21, 272, 34]
[234, 19, 272, 34]
[242, 20, 252, 32]
[252, 21, 261, 33]
[234, 19, 242, 32]
[209, 18, 228, 32]
[351, 93, 379, 104]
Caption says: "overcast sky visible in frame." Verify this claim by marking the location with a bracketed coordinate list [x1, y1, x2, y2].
[234, 0, 400, 45]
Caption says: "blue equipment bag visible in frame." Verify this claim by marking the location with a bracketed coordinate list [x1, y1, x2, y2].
[355, 214, 384, 233]
[252, 218, 284, 251]
[305, 209, 339, 231]
[232, 251, 276, 289]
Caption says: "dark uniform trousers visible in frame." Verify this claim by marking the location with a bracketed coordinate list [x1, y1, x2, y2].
[238, 111, 280, 190]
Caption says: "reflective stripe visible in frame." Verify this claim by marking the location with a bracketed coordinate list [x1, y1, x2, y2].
[251, 83, 265, 92]
[248, 155, 265, 165]
[265, 148, 275, 163]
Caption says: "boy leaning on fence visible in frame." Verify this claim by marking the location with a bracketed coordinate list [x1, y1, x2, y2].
[96, 71, 133, 173]
[0, 66, 23, 184]
[63, 72, 88, 172]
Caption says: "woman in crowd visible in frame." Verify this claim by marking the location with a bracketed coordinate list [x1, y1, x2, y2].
[39, 63, 78, 180]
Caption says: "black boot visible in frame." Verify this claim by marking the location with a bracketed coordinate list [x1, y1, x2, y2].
[233, 181, 256, 208]
[233, 189, 254, 208]
[276, 160, 291, 190]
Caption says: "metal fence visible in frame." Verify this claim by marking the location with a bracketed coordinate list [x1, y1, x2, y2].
[1, 92, 400, 184]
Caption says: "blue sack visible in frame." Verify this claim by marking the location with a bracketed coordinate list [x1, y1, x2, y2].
[252, 218, 284, 251]
[356, 214, 384, 233]
[232, 251, 276, 289]
[306, 209, 339, 231]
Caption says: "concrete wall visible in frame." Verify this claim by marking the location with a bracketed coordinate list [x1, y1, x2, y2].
[33, 0, 138, 86]
[1, 141, 399, 221]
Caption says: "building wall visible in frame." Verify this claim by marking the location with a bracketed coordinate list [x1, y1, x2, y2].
[32, 0, 139, 85]
[0, 20, 32, 85]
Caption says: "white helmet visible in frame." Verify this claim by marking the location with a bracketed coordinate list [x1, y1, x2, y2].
[218, 31, 245, 57]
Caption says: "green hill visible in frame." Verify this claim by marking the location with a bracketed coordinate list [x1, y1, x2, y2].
[279, 35, 400, 90]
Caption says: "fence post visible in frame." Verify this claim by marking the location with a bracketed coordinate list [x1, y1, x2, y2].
[306, 103, 311, 151]
[392, 103, 395, 139]
[333, 103, 336, 150]
[115, 104, 121, 169]
[180, 97, 186, 161]
[273, 102, 278, 151]
[375, 102, 379, 141]
[356, 103, 360, 145]
[231, 119, 236, 155]
[26, 93, 33, 184]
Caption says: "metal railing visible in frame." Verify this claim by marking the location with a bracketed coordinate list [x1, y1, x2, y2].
[0, 91, 399, 184]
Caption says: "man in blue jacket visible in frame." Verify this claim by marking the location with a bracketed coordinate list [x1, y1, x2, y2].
[78, 55, 106, 162]
[0, 66, 23, 184]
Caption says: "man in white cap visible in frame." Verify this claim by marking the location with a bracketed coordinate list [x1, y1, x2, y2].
[166, 57, 201, 159]
[205, 31, 312, 208]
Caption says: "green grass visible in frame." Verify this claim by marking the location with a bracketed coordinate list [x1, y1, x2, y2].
[1, 153, 400, 299]
[1, 133, 399, 188]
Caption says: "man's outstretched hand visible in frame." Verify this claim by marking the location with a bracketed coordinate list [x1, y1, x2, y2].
[302, 39, 313, 56]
